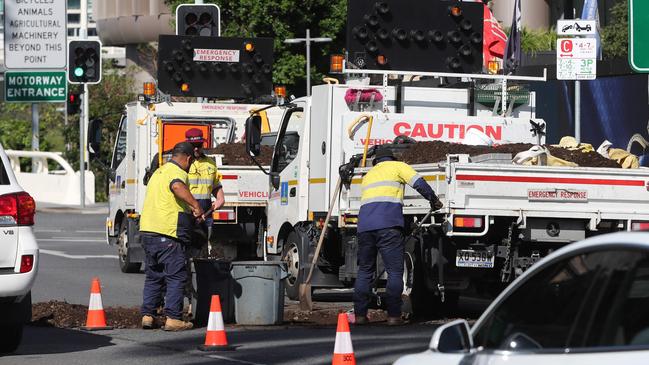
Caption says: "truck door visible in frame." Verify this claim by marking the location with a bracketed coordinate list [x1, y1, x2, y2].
[266, 105, 305, 253]
[109, 115, 128, 211]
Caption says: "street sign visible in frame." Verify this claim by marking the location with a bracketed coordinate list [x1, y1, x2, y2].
[557, 20, 597, 36]
[3, 0, 67, 69]
[629, 0, 649, 72]
[556, 38, 597, 80]
[5, 71, 68, 103]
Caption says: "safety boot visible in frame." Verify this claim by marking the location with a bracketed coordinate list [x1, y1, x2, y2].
[141, 315, 154, 329]
[354, 315, 369, 325]
[163, 317, 194, 331]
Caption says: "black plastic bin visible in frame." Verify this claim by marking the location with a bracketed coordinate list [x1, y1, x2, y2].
[191, 258, 235, 326]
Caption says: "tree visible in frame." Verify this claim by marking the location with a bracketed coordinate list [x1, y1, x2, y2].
[165, 0, 347, 95]
[62, 62, 137, 202]
[601, 0, 628, 59]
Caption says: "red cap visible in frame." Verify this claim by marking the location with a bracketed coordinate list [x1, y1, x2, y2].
[185, 128, 205, 144]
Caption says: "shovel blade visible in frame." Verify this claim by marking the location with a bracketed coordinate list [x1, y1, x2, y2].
[298, 283, 313, 311]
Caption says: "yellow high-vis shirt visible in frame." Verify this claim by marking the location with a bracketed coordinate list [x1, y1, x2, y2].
[188, 155, 222, 200]
[140, 161, 192, 242]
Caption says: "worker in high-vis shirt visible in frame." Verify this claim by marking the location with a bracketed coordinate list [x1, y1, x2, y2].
[185, 128, 226, 241]
[139, 142, 204, 331]
[354, 147, 443, 326]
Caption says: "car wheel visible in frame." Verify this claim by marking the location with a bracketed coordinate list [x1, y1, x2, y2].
[283, 231, 305, 301]
[0, 324, 23, 354]
[118, 217, 142, 273]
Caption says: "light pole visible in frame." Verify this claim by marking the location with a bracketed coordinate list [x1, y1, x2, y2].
[284, 29, 332, 97]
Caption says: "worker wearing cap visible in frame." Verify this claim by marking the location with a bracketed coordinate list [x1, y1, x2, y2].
[354, 147, 443, 326]
[185, 128, 226, 240]
[140, 142, 204, 331]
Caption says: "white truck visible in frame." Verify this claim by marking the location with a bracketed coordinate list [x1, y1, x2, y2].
[245, 77, 649, 314]
[99, 99, 282, 272]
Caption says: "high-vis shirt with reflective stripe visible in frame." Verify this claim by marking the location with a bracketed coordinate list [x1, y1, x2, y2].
[188, 155, 222, 201]
[140, 161, 193, 241]
[358, 160, 436, 232]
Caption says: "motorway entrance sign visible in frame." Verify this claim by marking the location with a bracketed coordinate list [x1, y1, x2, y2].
[5, 71, 67, 103]
[629, 0, 649, 72]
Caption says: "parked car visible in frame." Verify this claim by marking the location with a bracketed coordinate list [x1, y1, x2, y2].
[0, 143, 38, 353]
[394, 232, 649, 364]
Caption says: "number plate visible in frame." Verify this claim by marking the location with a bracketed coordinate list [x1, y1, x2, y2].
[455, 249, 495, 268]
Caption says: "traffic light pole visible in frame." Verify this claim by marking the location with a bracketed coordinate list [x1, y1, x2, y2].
[79, 0, 88, 208]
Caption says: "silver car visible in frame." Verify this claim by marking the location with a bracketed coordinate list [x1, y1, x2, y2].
[395, 232, 649, 364]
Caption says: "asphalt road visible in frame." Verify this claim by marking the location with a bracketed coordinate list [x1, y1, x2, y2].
[9, 208, 483, 365]
[32, 208, 142, 307]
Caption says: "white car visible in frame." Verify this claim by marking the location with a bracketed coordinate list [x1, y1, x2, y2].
[0, 143, 38, 353]
[395, 232, 649, 364]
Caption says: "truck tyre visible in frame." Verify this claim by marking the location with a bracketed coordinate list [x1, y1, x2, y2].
[118, 217, 142, 273]
[283, 231, 305, 300]
[0, 324, 23, 353]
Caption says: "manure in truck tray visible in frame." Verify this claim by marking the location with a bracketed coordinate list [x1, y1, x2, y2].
[209, 143, 274, 166]
[399, 141, 621, 168]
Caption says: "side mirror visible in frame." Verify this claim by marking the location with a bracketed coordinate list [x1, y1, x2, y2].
[88, 118, 103, 160]
[429, 319, 473, 353]
[245, 115, 262, 157]
[271, 173, 280, 190]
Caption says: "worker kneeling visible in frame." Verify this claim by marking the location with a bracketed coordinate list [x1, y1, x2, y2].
[354, 148, 443, 326]
[139, 142, 205, 331]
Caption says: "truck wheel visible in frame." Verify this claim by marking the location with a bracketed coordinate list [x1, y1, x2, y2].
[283, 231, 305, 301]
[0, 324, 23, 353]
[118, 217, 141, 273]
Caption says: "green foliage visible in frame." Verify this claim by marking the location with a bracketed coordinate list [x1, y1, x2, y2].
[520, 27, 557, 55]
[601, 0, 628, 59]
[164, 0, 347, 94]
[62, 62, 136, 202]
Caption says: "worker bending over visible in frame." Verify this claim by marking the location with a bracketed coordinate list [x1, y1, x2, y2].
[354, 148, 443, 326]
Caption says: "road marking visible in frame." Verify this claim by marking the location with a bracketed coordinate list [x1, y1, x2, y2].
[40, 249, 118, 260]
[34, 229, 63, 233]
[208, 355, 267, 365]
[77, 230, 104, 233]
[39, 238, 105, 242]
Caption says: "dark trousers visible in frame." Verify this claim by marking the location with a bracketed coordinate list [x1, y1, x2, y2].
[141, 234, 187, 320]
[353, 227, 405, 317]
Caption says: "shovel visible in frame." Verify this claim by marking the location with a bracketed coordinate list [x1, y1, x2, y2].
[298, 178, 343, 310]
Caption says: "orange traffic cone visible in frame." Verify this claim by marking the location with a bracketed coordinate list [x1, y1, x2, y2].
[198, 295, 235, 351]
[80, 277, 113, 331]
[332, 312, 356, 365]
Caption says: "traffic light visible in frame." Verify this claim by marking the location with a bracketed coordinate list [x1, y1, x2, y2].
[67, 92, 81, 114]
[157, 35, 273, 99]
[176, 4, 220, 36]
[68, 40, 102, 84]
[346, 0, 484, 73]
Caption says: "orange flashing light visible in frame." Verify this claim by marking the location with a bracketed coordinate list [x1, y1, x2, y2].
[274, 85, 287, 98]
[143, 82, 156, 96]
[244, 42, 255, 52]
[180, 83, 190, 92]
[376, 54, 388, 66]
[329, 54, 344, 74]
[488, 60, 500, 75]
[450, 6, 463, 17]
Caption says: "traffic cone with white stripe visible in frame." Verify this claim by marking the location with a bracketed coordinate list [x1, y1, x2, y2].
[198, 295, 235, 351]
[332, 312, 356, 365]
[80, 277, 113, 331]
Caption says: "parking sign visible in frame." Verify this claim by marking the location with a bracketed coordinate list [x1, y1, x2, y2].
[556, 38, 597, 80]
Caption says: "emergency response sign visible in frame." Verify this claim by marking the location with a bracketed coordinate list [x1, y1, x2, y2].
[342, 113, 546, 149]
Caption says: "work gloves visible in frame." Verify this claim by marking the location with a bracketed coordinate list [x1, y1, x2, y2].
[430, 198, 444, 211]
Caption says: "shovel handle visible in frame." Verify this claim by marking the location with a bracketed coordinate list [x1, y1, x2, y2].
[304, 178, 342, 285]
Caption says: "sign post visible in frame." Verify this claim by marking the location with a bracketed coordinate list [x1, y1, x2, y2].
[629, 0, 649, 72]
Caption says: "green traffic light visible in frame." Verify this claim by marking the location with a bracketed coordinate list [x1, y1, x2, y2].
[74, 67, 85, 77]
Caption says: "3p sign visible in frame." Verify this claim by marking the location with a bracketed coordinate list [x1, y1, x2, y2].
[556, 38, 596, 80]
[629, 0, 649, 72]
